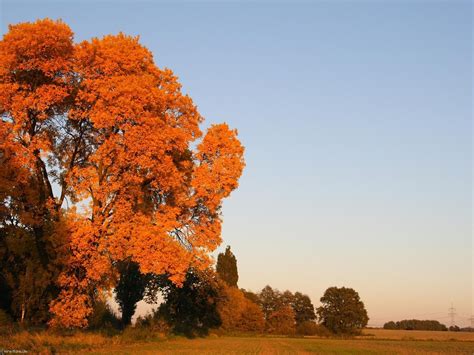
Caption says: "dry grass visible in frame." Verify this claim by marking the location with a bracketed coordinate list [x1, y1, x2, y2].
[0, 328, 166, 354]
[1, 329, 473, 354]
[82, 336, 474, 354]
[0, 330, 111, 353]
[360, 328, 474, 341]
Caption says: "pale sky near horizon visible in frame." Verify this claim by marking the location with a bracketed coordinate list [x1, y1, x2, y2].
[1, 0, 472, 327]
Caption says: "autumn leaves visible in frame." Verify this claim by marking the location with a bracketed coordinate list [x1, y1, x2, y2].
[0, 19, 244, 327]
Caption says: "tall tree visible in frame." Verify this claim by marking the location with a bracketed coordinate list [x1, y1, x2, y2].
[258, 286, 282, 321]
[280, 290, 295, 307]
[0, 19, 245, 327]
[317, 286, 369, 334]
[291, 292, 316, 325]
[216, 245, 238, 287]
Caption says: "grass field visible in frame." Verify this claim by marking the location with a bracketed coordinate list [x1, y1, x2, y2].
[361, 328, 474, 341]
[88, 336, 474, 354]
[1, 329, 474, 354]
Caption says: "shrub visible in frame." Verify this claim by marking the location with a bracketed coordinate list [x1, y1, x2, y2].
[87, 300, 121, 330]
[0, 309, 13, 327]
[239, 300, 265, 332]
[120, 326, 165, 342]
[296, 321, 332, 337]
[217, 283, 265, 333]
[135, 310, 171, 334]
[296, 321, 318, 335]
[266, 305, 296, 335]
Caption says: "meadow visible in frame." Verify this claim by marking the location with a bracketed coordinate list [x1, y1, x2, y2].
[1, 329, 474, 354]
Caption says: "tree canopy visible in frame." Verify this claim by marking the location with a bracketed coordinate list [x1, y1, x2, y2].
[317, 287, 369, 334]
[291, 292, 316, 325]
[0, 18, 244, 327]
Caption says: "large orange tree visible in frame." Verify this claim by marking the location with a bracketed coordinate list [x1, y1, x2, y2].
[0, 19, 244, 327]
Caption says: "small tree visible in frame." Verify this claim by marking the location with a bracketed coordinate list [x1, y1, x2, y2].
[158, 269, 221, 337]
[216, 246, 239, 287]
[114, 260, 147, 327]
[317, 286, 368, 334]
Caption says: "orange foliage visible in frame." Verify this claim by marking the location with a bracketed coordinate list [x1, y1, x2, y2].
[0, 19, 244, 327]
[217, 284, 265, 332]
[266, 305, 296, 335]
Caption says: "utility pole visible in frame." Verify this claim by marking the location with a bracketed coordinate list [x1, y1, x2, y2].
[469, 315, 474, 329]
[448, 303, 456, 327]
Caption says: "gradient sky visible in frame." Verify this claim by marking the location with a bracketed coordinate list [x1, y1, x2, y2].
[1, 0, 472, 327]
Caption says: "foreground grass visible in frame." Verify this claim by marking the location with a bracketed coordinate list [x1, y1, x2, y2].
[1, 329, 474, 354]
[87, 336, 474, 355]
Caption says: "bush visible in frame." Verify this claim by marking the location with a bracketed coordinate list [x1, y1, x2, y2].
[217, 283, 265, 333]
[266, 305, 296, 335]
[0, 309, 15, 336]
[87, 300, 121, 330]
[120, 326, 165, 342]
[135, 310, 171, 335]
[239, 301, 265, 332]
[296, 321, 332, 337]
[296, 321, 318, 335]
[0, 309, 13, 327]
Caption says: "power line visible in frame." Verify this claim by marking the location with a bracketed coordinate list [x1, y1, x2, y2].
[448, 303, 456, 327]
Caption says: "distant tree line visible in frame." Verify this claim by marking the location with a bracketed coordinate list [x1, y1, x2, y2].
[129, 246, 369, 337]
[1, 244, 370, 337]
[383, 319, 447, 331]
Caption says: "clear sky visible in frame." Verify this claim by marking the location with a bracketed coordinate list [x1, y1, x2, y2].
[1, 0, 472, 327]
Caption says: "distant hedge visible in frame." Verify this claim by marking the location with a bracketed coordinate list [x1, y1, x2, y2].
[383, 319, 447, 331]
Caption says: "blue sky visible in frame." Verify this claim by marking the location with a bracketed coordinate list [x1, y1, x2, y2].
[1, 0, 472, 326]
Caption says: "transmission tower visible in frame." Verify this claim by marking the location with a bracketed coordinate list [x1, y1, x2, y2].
[448, 303, 456, 327]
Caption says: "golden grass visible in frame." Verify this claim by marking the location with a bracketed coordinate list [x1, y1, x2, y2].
[1, 329, 473, 354]
[361, 328, 474, 341]
[87, 337, 474, 354]
[0, 330, 111, 353]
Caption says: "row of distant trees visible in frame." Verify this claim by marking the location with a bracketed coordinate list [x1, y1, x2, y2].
[107, 246, 369, 337]
[383, 320, 473, 332]
[383, 319, 447, 331]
